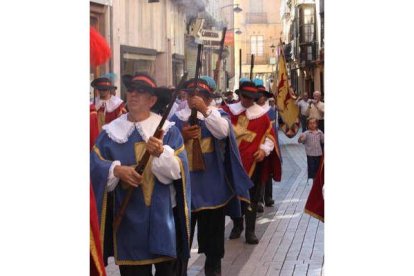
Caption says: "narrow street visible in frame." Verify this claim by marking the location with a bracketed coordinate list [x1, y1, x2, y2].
[106, 131, 324, 276]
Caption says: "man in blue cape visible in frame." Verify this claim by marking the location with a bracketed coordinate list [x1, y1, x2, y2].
[91, 73, 191, 276]
[170, 77, 253, 276]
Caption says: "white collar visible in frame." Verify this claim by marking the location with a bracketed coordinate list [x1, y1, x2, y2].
[95, 96, 124, 113]
[175, 102, 217, 121]
[103, 113, 175, 144]
[228, 102, 267, 120]
[259, 100, 270, 113]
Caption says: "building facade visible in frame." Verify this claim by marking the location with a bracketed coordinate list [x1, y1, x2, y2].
[280, 0, 324, 96]
[90, 0, 203, 99]
[234, 0, 283, 90]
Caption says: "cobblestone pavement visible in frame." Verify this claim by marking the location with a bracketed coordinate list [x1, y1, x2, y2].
[106, 131, 324, 276]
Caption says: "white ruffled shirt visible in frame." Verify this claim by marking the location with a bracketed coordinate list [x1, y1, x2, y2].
[175, 104, 229, 140]
[94, 95, 124, 113]
[227, 102, 275, 156]
[103, 113, 181, 207]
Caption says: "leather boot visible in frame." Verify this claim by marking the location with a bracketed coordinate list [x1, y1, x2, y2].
[245, 204, 259, 244]
[205, 256, 221, 276]
[229, 217, 244, 239]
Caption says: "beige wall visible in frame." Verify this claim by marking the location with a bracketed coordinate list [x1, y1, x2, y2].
[234, 0, 282, 89]
[111, 0, 186, 89]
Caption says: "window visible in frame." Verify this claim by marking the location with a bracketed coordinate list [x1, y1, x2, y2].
[249, 0, 263, 13]
[250, 35, 264, 56]
[299, 5, 316, 44]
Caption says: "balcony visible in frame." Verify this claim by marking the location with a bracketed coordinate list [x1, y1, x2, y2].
[245, 53, 272, 65]
[246, 12, 268, 24]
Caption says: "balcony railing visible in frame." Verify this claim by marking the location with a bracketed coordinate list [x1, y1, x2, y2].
[246, 12, 268, 24]
[245, 53, 272, 65]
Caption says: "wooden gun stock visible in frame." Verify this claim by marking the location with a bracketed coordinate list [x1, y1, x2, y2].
[188, 43, 206, 171]
[188, 108, 205, 171]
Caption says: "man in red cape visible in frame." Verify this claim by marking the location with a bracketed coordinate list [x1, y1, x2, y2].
[91, 77, 127, 131]
[305, 156, 324, 222]
[222, 81, 282, 244]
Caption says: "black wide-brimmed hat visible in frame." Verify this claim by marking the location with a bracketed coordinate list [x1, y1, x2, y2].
[122, 73, 173, 113]
[91, 77, 117, 90]
[257, 85, 274, 98]
[182, 78, 215, 98]
[235, 81, 261, 100]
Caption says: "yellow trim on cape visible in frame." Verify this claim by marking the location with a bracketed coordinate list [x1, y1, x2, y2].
[304, 209, 324, 223]
[134, 142, 155, 207]
[92, 145, 112, 163]
[191, 195, 234, 213]
[175, 144, 185, 156]
[237, 196, 251, 205]
[90, 229, 105, 276]
[115, 256, 174, 266]
[175, 155, 191, 246]
[99, 187, 108, 251]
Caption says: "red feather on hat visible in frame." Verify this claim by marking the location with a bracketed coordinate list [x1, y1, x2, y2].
[90, 27, 111, 67]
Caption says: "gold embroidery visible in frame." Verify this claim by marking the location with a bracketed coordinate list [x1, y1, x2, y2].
[175, 156, 191, 246]
[97, 110, 105, 131]
[115, 256, 174, 266]
[93, 146, 111, 163]
[134, 142, 155, 207]
[174, 144, 185, 156]
[90, 229, 105, 276]
[185, 135, 214, 171]
[233, 115, 257, 146]
[192, 195, 234, 213]
[100, 187, 108, 250]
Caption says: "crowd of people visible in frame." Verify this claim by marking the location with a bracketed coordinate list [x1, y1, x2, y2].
[89, 72, 324, 276]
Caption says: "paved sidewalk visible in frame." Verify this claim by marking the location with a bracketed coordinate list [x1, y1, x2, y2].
[106, 131, 324, 276]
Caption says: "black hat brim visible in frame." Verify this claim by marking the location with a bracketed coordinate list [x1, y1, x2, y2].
[235, 89, 262, 99]
[182, 88, 212, 98]
[93, 85, 117, 90]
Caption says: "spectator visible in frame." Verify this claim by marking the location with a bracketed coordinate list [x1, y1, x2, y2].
[306, 91, 324, 133]
[295, 92, 310, 132]
[298, 118, 324, 179]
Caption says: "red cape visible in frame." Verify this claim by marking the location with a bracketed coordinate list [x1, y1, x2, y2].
[90, 104, 100, 151]
[305, 156, 324, 222]
[222, 105, 282, 183]
[90, 184, 106, 276]
[97, 103, 127, 131]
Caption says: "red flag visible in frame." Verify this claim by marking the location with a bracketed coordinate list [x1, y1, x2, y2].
[304, 157, 324, 222]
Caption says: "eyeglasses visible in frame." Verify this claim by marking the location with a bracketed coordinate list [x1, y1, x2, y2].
[241, 94, 254, 100]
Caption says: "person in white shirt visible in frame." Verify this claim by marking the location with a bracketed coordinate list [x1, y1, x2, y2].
[295, 92, 310, 132]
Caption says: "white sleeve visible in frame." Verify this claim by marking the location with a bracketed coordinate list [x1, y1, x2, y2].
[260, 137, 275, 157]
[167, 102, 179, 120]
[204, 107, 229, 139]
[107, 160, 121, 192]
[151, 145, 181, 184]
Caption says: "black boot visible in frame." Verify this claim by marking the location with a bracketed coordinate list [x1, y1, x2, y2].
[229, 217, 244, 239]
[257, 201, 264, 213]
[205, 256, 221, 276]
[245, 205, 259, 244]
[264, 178, 274, 207]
